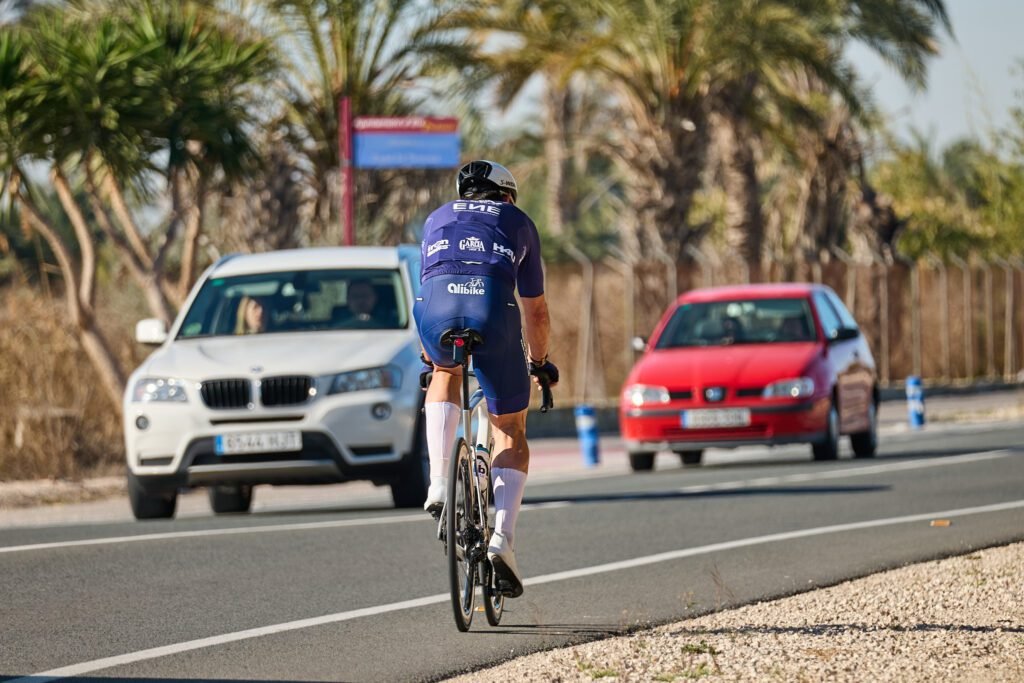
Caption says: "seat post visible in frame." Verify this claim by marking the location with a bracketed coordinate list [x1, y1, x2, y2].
[461, 350, 471, 413]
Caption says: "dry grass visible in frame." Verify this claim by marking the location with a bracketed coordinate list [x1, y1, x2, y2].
[0, 288, 140, 481]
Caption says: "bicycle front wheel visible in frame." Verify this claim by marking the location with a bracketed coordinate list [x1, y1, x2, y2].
[446, 437, 476, 631]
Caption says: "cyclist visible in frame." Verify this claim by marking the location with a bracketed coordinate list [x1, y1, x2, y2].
[415, 159, 559, 599]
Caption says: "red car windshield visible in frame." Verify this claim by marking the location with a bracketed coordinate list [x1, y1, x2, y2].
[655, 298, 817, 349]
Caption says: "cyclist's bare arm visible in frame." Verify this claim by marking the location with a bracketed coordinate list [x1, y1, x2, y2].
[520, 294, 554, 383]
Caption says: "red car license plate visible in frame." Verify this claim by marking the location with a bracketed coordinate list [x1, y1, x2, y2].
[681, 409, 751, 429]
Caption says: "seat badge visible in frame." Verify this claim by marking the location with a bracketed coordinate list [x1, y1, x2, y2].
[250, 366, 263, 374]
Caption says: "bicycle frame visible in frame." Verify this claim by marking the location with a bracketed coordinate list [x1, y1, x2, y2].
[463, 371, 492, 540]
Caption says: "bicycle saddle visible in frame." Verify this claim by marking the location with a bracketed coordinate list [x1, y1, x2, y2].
[440, 328, 484, 364]
[439, 328, 484, 350]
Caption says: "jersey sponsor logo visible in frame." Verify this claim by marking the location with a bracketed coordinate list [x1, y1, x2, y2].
[493, 242, 515, 262]
[459, 236, 486, 252]
[453, 201, 501, 216]
[427, 239, 449, 257]
[447, 277, 486, 296]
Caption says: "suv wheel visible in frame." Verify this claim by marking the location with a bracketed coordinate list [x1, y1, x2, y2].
[675, 450, 703, 466]
[208, 484, 253, 514]
[812, 401, 840, 461]
[628, 451, 656, 472]
[127, 471, 177, 520]
[391, 419, 428, 508]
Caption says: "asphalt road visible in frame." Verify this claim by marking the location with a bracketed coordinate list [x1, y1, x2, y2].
[3, 422, 1024, 682]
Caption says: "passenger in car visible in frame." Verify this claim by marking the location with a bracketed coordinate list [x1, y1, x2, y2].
[332, 279, 394, 328]
[721, 316, 745, 343]
[778, 315, 811, 341]
[234, 296, 270, 335]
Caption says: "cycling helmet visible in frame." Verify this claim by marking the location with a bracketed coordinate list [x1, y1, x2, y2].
[456, 159, 518, 203]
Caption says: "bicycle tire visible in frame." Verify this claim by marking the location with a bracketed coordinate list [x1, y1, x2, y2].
[446, 437, 476, 631]
[482, 449, 504, 626]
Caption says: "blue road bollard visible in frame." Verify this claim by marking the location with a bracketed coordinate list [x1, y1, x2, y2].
[574, 404, 600, 467]
[906, 375, 925, 429]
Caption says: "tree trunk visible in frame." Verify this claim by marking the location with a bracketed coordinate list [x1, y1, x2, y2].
[153, 168, 185, 274]
[13, 173, 126, 414]
[543, 80, 568, 237]
[96, 168, 177, 325]
[177, 177, 207, 303]
[103, 172, 152, 269]
[50, 166, 96, 311]
[635, 104, 712, 261]
[11, 173, 82, 326]
[78, 321, 127, 411]
[725, 117, 765, 279]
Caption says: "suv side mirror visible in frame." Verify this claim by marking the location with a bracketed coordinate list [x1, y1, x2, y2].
[631, 336, 647, 353]
[136, 318, 168, 346]
[829, 327, 859, 343]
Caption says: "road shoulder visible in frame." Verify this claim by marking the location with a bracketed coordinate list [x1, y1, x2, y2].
[447, 541, 1024, 682]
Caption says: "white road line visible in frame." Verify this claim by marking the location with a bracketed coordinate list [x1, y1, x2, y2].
[12, 498, 1024, 683]
[0, 514, 426, 555]
[675, 450, 1010, 494]
[0, 450, 1013, 555]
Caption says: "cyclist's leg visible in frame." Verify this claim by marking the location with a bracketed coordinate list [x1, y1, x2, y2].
[471, 288, 531, 543]
[471, 293, 531, 596]
[414, 281, 466, 510]
[423, 364, 461, 502]
[488, 409, 529, 543]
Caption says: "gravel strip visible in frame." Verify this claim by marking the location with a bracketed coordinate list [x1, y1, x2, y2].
[0, 476, 124, 510]
[448, 542, 1024, 682]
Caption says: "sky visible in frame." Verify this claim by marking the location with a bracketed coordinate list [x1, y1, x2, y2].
[846, 1, 1024, 150]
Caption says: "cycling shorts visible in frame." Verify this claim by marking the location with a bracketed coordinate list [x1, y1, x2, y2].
[414, 273, 530, 415]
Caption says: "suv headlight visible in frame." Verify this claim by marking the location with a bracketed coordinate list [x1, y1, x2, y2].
[132, 377, 189, 403]
[763, 378, 815, 399]
[624, 384, 670, 407]
[328, 366, 402, 395]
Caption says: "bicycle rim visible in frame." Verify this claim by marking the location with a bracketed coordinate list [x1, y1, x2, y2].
[482, 561, 504, 626]
[446, 438, 476, 631]
[480, 442, 503, 626]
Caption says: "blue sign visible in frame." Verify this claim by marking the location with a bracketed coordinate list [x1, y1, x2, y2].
[354, 132, 460, 169]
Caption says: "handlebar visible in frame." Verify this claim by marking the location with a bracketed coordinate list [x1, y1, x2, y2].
[530, 367, 555, 413]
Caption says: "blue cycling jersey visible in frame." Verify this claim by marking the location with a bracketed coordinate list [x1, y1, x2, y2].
[420, 199, 544, 298]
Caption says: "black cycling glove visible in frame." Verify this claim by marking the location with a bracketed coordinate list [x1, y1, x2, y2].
[419, 353, 433, 390]
[529, 359, 559, 385]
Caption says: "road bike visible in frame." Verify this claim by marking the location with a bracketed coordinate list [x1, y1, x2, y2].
[433, 328, 553, 632]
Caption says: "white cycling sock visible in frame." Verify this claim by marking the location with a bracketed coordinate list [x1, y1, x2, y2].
[492, 467, 527, 547]
[425, 401, 460, 483]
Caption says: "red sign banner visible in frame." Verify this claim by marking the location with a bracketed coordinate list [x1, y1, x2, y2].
[354, 116, 459, 133]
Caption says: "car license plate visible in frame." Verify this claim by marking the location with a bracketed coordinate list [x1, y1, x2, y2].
[215, 431, 302, 455]
[681, 409, 751, 429]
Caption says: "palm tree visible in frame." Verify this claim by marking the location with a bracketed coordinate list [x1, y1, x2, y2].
[254, 0, 465, 245]
[752, 0, 952, 263]
[575, 0, 865, 260]
[435, 0, 614, 240]
[61, 0, 276, 309]
[119, 0, 275, 300]
[0, 23, 127, 409]
[0, 1, 275, 409]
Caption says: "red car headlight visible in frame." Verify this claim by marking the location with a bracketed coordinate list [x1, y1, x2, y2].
[623, 385, 670, 407]
[763, 378, 815, 399]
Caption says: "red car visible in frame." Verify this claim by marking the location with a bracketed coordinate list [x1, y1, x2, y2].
[619, 283, 877, 471]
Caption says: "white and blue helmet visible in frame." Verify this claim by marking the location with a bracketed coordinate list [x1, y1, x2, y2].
[456, 160, 518, 203]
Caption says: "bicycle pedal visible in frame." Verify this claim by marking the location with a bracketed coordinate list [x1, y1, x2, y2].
[495, 581, 520, 598]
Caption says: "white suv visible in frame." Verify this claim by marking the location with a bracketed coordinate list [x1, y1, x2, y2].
[123, 246, 427, 519]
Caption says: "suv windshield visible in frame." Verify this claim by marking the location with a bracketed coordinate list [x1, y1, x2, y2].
[655, 298, 816, 349]
[177, 268, 408, 339]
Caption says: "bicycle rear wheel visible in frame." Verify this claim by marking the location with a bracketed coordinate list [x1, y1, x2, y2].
[446, 437, 476, 631]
